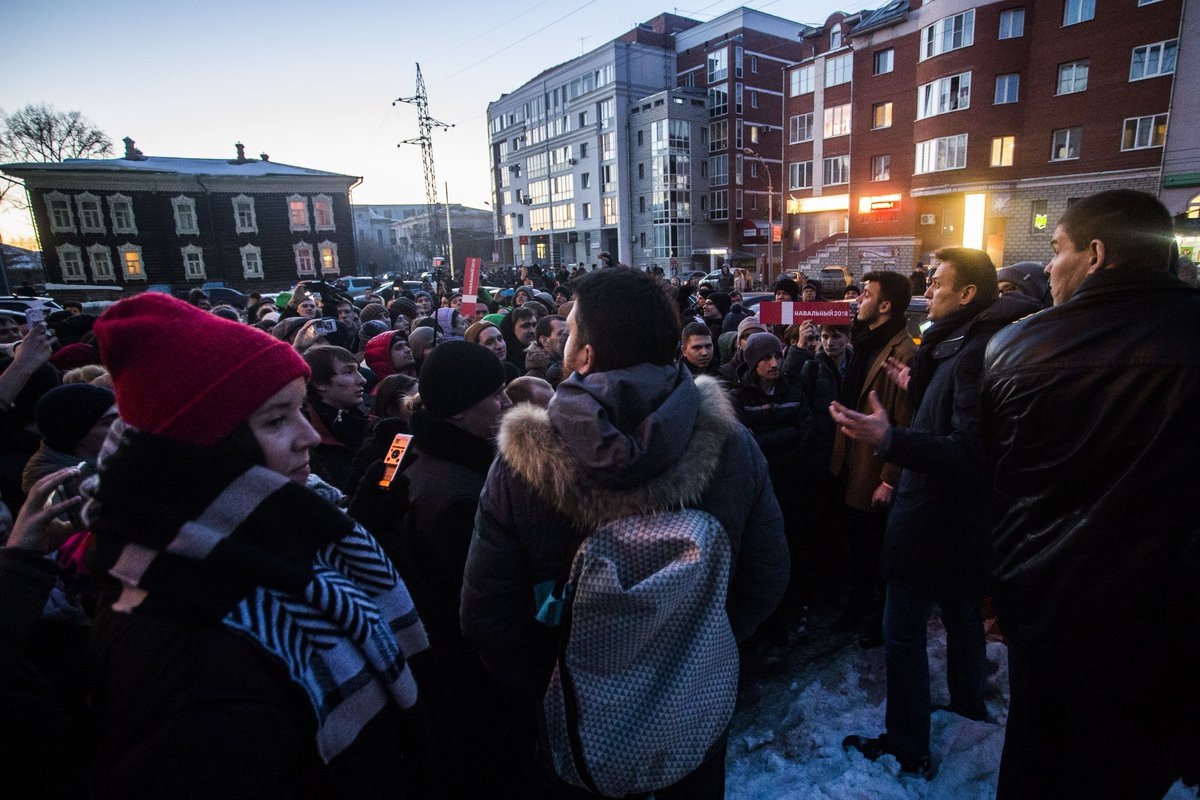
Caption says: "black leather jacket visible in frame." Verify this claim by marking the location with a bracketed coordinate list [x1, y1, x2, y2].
[982, 269, 1200, 675]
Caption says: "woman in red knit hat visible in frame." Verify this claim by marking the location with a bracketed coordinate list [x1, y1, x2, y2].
[84, 293, 441, 798]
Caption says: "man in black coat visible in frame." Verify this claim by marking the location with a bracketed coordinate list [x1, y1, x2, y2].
[832, 248, 1036, 777]
[982, 190, 1200, 798]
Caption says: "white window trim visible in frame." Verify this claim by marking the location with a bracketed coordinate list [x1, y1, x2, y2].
[874, 49, 894, 75]
[317, 240, 340, 275]
[917, 72, 972, 119]
[294, 241, 316, 277]
[313, 194, 336, 232]
[1050, 128, 1082, 161]
[920, 10, 975, 61]
[287, 194, 310, 232]
[991, 136, 1016, 167]
[240, 243, 264, 279]
[172, 195, 199, 235]
[107, 193, 138, 234]
[1057, 60, 1089, 95]
[45, 191, 76, 234]
[998, 8, 1025, 39]
[789, 161, 813, 190]
[915, 134, 969, 174]
[994, 74, 1020, 105]
[232, 194, 258, 234]
[57, 243, 85, 282]
[117, 243, 147, 281]
[75, 192, 106, 234]
[181, 244, 207, 280]
[86, 243, 116, 282]
[1129, 39, 1177, 81]
[1120, 114, 1168, 151]
[823, 156, 850, 186]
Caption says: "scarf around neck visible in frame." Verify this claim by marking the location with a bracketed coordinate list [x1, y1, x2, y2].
[840, 315, 907, 405]
[85, 420, 430, 763]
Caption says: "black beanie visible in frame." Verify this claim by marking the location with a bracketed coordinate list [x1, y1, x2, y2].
[419, 340, 506, 418]
[35, 383, 115, 454]
[708, 292, 733, 316]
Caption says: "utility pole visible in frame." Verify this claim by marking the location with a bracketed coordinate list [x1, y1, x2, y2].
[395, 63, 454, 266]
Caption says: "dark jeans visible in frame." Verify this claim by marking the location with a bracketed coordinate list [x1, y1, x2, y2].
[882, 584, 986, 760]
[841, 507, 886, 625]
[998, 640, 1183, 800]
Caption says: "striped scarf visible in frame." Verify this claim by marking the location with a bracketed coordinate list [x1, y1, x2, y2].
[85, 419, 430, 762]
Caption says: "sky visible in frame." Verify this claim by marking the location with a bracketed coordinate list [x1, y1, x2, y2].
[1, 0, 852, 245]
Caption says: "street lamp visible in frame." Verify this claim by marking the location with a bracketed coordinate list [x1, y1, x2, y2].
[743, 148, 775, 286]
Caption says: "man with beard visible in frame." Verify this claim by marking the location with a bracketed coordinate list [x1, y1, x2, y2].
[834, 249, 1037, 778]
[461, 268, 787, 796]
[828, 271, 915, 648]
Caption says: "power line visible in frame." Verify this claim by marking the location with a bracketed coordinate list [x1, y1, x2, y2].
[422, 0, 558, 65]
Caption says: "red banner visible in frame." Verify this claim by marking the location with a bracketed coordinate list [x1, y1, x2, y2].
[758, 301, 852, 326]
[460, 257, 483, 317]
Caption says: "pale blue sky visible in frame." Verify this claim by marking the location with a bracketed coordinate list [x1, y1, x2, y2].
[1, 0, 848, 241]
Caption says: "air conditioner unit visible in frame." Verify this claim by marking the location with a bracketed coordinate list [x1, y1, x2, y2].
[508, 165, 519, 172]
[920, 213, 936, 225]
[568, 158, 578, 165]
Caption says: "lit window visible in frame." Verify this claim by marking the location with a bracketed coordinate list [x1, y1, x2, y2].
[1057, 60, 1089, 94]
[824, 104, 851, 138]
[294, 242, 315, 276]
[44, 192, 75, 233]
[1063, 0, 1095, 26]
[915, 134, 968, 174]
[1129, 40, 1177, 81]
[789, 65, 814, 96]
[108, 194, 137, 234]
[181, 245, 206, 280]
[871, 155, 891, 181]
[999, 8, 1025, 38]
[991, 136, 1016, 167]
[994, 74, 1020, 104]
[1050, 127, 1082, 161]
[1032, 199, 1049, 232]
[240, 243, 264, 279]
[233, 195, 258, 233]
[874, 49, 894, 75]
[318, 241, 339, 275]
[823, 155, 850, 186]
[1186, 194, 1200, 220]
[87, 244, 115, 281]
[57, 244, 85, 281]
[118, 243, 146, 280]
[825, 54, 852, 87]
[921, 10, 974, 60]
[313, 195, 335, 231]
[287, 195, 309, 231]
[172, 196, 199, 235]
[1121, 114, 1168, 150]
[872, 102, 893, 130]
[789, 161, 813, 190]
[917, 73, 971, 119]
[76, 193, 105, 234]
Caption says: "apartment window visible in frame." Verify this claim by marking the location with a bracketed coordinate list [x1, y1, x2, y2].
[709, 154, 728, 186]
[999, 8, 1025, 38]
[789, 113, 814, 144]
[735, 121, 744, 150]
[578, 111, 588, 128]
[241, 243, 264, 279]
[825, 53, 852, 87]
[823, 156, 850, 186]
[708, 85, 728, 117]
[824, 104, 851, 138]
[750, 90, 758, 109]
[874, 49, 894, 75]
[76, 193, 105, 234]
[709, 190, 728, 220]
[994, 74, 1020, 104]
[735, 46, 744, 78]
[789, 161, 813, 190]
[108, 194, 137, 234]
[830, 24, 843, 49]
[1051, 127, 1082, 160]
[232, 195, 257, 233]
[707, 48, 728, 83]
[917, 72, 971, 119]
[1057, 60, 1089, 94]
[871, 155, 891, 181]
[1129, 40, 1177, 81]
[581, 172, 591, 189]
[44, 192, 74, 233]
[915, 134, 968, 174]
[87, 244, 115, 281]
[735, 189, 743, 220]
[734, 83, 744, 114]
[294, 242, 315, 276]
[991, 136, 1016, 166]
[1063, 0, 1095, 26]
[749, 161, 758, 178]
[921, 10, 974, 60]
[312, 196, 334, 231]
[639, 196, 646, 213]
[602, 164, 616, 192]
[181, 245, 206, 280]
[581, 202, 592, 220]
[789, 65, 814, 96]
[710, 120, 727, 152]
[638, 163, 645, 180]
[602, 196, 618, 225]
[118, 243, 146, 281]
[602, 131, 616, 160]
[288, 194, 310, 231]
[172, 195, 199, 235]
[579, 142, 589, 158]
[750, 55, 758, 73]
[872, 102, 893, 130]
[1121, 114, 1168, 150]
[57, 244, 85, 281]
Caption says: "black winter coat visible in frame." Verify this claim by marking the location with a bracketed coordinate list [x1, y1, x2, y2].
[727, 367, 820, 486]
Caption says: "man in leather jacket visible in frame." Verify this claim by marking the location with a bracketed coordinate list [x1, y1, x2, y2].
[982, 189, 1200, 798]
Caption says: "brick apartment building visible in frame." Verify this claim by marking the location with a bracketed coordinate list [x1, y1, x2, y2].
[783, 0, 1185, 278]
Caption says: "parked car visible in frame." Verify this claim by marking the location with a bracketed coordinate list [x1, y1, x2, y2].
[0, 295, 63, 315]
[678, 270, 707, 283]
[334, 276, 376, 298]
[817, 266, 853, 297]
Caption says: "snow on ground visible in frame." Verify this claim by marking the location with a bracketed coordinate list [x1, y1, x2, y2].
[725, 614, 1197, 799]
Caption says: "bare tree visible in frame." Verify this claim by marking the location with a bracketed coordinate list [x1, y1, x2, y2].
[0, 103, 113, 205]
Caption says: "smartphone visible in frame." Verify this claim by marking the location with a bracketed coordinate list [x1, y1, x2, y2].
[25, 303, 45, 326]
[43, 461, 94, 529]
[315, 317, 338, 336]
[377, 433, 413, 489]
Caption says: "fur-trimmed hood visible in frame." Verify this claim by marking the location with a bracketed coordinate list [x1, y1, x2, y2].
[498, 366, 738, 529]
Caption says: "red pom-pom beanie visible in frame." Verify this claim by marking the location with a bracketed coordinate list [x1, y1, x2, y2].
[94, 293, 311, 446]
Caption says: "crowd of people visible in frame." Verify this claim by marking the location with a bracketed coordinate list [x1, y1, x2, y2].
[1, 190, 1197, 798]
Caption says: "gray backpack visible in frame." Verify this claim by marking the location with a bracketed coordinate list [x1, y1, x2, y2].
[541, 508, 739, 796]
